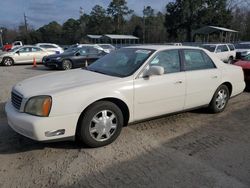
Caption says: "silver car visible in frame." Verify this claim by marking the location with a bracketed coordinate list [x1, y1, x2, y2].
[0, 45, 54, 66]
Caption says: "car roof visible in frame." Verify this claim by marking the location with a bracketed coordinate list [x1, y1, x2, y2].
[202, 43, 229, 46]
[21, 45, 42, 48]
[124, 45, 202, 51]
[239, 41, 250, 44]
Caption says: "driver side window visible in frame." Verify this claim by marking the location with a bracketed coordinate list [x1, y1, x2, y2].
[149, 50, 181, 74]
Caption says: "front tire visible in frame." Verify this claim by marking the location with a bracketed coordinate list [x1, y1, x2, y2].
[2, 57, 14, 66]
[77, 101, 124, 147]
[208, 85, 229, 113]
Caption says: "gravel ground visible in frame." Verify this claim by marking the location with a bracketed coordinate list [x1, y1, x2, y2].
[0, 65, 250, 188]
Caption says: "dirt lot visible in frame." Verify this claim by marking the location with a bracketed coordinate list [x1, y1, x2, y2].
[0, 65, 250, 188]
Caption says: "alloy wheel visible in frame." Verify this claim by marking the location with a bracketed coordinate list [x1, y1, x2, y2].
[89, 110, 117, 142]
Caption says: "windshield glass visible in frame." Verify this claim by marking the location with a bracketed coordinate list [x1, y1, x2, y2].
[86, 48, 155, 77]
[235, 44, 250, 49]
[202, 45, 216, 52]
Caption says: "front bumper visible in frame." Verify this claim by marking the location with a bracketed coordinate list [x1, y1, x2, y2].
[5, 101, 80, 141]
[43, 59, 62, 68]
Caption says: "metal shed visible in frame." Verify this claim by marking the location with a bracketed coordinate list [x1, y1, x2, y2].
[101, 34, 139, 46]
[193, 26, 239, 43]
[86, 35, 102, 43]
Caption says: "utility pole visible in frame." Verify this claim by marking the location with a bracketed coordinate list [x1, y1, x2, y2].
[24, 13, 28, 33]
[143, 6, 146, 44]
[0, 29, 3, 47]
[79, 7, 84, 17]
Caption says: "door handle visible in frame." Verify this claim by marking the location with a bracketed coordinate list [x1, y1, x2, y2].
[175, 80, 183, 84]
[211, 76, 218, 79]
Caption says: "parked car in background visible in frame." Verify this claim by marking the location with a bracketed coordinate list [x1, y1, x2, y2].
[201, 43, 236, 64]
[11, 41, 23, 49]
[0, 45, 54, 66]
[98, 44, 116, 53]
[35, 43, 64, 54]
[165, 43, 182, 46]
[5, 45, 245, 147]
[2, 43, 13, 51]
[2, 41, 23, 51]
[235, 42, 250, 59]
[68, 44, 115, 54]
[43, 46, 107, 70]
[234, 54, 250, 83]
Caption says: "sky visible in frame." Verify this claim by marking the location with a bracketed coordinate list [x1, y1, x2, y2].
[0, 0, 170, 29]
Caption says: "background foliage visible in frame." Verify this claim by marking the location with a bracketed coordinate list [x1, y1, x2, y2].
[1, 0, 250, 45]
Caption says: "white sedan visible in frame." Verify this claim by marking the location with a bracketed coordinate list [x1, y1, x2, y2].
[5, 46, 245, 147]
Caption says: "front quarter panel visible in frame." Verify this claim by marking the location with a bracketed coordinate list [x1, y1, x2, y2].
[49, 78, 134, 122]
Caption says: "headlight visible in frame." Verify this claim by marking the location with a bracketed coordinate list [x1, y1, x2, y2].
[56, 57, 61, 60]
[25, 96, 52, 117]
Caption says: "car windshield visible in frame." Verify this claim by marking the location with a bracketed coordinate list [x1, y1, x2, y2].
[86, 48, 155, 77]
[235, 44, 250, 49]
[202, 45, 216, 52]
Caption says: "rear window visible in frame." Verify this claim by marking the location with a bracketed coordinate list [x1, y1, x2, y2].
[40, 45, 56, 49]
[228, 44, 235, 51]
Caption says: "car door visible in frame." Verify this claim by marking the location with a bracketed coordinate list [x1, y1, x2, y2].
[216, 45, 229, 62]
[14, 47, 32, 63]
[73, 48, 88, 67]
[31, 47, 44, 62]
[134, 49, 186, 121]
[182, 49, 221, 109]
[86, 47, 101, 65]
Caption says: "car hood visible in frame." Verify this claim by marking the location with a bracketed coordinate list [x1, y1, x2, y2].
[0, 51, 13, 56]
[13, 69, 117, 98]
[234, 60, 250, 69]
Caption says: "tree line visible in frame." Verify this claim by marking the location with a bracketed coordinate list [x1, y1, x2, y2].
[1, 0, 250, 45]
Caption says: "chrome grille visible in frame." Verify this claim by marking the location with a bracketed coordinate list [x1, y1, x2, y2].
[11, 91, 23, 110]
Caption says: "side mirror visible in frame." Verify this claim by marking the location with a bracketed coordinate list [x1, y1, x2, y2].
[75, 52, 80, 56]
[16, 51, 20, 55]
[143, 66, 164, 77]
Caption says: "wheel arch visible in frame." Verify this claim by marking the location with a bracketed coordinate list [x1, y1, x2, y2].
[75, 97, 130, 136]
[3, 56, 15, 65]
[221, 82, 232, 97]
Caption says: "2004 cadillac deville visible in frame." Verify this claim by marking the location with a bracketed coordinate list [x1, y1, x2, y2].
[5, 46, 245, 147]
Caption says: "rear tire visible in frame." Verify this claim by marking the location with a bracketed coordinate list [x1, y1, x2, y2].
[208, 85, 229, 113]
[2, 57, 14, 66]
[61, 59, 72, 70]
[77, 101, 124, 148]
